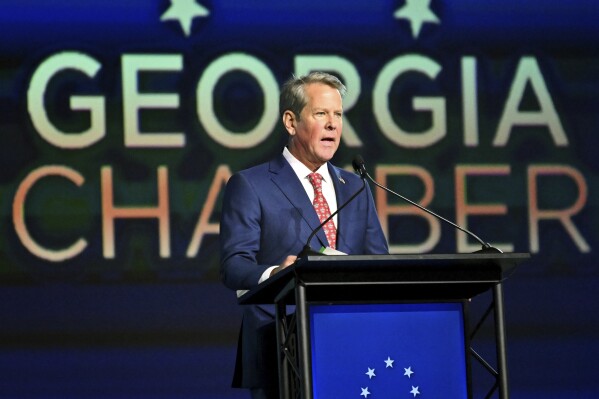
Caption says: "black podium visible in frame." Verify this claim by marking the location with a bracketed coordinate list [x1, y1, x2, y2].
[239, 252, 528, 399]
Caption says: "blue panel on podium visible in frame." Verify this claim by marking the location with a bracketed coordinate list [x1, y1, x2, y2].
[309, 303, 468, 398]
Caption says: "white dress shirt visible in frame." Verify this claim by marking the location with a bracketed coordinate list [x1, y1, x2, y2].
[282, 147, 338, 226]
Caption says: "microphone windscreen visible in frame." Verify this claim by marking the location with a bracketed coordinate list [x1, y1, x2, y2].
[352, 155, 366, 176]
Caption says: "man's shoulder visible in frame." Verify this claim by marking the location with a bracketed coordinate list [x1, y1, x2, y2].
[236, 161, 269, 176]
[235, 154, 286, 176]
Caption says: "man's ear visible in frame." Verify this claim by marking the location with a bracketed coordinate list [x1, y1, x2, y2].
[282, 110, 296, 135]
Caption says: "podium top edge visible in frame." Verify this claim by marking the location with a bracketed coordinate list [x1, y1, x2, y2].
[301, 252, 530, 262]
[237, 252, 530, 305]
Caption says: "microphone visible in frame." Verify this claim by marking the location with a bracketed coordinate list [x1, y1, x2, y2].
[353, 155, 501, 253]
[298, 163, 367, 257]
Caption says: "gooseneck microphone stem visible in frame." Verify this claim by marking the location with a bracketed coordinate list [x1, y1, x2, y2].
[352, 155, 500, 253]
[364, 171, 492, 250]
[299, 177, 366, 257]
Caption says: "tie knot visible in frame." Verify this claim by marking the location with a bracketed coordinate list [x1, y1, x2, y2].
[308, 173, 323, 189]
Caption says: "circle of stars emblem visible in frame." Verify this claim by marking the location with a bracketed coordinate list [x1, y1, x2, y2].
[359, 356, 421, 397]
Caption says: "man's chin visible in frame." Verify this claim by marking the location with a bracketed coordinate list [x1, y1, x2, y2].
[318, 145, 338, 158]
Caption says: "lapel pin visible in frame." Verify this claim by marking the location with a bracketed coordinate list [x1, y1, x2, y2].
[339, 177, 345, 184]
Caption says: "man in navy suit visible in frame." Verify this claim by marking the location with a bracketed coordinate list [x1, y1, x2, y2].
[220, 72, 388, 398]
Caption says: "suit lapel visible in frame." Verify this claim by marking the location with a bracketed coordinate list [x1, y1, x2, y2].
[269, 154, 328, 249]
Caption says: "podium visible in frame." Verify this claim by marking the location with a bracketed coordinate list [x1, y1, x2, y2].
[239, 252, 529, 399]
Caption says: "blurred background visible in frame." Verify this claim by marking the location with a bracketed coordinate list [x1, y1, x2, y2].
[1, 0, 598, 397]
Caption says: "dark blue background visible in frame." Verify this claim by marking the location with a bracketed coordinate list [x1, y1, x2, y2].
[1, 1, 598, 398]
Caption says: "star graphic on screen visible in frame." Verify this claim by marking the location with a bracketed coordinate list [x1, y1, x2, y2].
[394, 0, 440, 39]
[160, 0, 209, 37]
[410, 385, 421, 397]
[365, 367, 376, 379]
[357, 353, 429, 397]
[384, 356, 394, 368]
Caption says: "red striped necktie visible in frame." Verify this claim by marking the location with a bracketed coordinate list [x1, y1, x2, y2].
[308, 172, 337, 249]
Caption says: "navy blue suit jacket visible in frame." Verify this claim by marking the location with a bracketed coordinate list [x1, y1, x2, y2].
[220, 153, 388, 388]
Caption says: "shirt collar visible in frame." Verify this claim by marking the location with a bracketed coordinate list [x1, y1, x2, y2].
[283, 147, 332, 183]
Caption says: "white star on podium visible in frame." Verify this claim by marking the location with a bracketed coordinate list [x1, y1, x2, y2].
[365, 367, 376, 379]
[410, 385, 421, 397]
[384, 356, 394, 368]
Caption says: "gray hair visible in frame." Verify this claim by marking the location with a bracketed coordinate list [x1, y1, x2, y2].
[280, 71, 347, 121]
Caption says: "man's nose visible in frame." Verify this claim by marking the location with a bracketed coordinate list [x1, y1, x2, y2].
[326, 115, 337, 130]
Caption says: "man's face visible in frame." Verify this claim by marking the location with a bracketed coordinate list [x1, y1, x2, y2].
[285, 83, 343, 171]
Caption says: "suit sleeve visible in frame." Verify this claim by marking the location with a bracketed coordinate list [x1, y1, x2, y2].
[219, 172, 272, 291]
